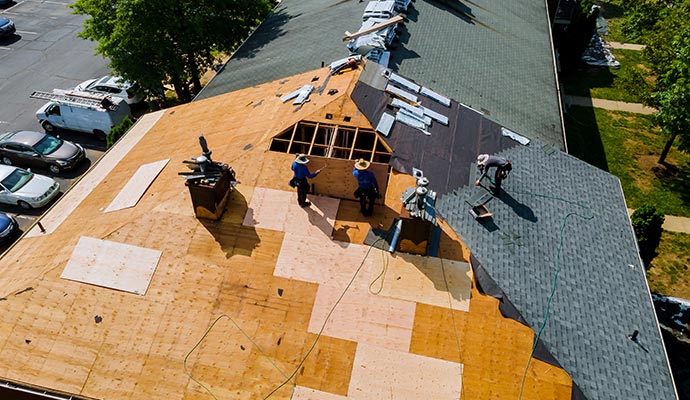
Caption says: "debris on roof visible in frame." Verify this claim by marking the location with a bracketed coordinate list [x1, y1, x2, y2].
[501, 127, 530, 145]
[343, 15, 404, 42]
[328, 55, 362, 75]
[280, 84, 315, 104]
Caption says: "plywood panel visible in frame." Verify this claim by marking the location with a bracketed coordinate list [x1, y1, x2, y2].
[105, 159, 169, 212]
[308, 285, 415, 352]
[293, 386, 354, 400]
[274, 233, 376, 290]
[243, 187, 339, 238]
[61, 237, 162, 295]
[370, 253, 472, 311]
[410, 298, 573, 400]
[303, 156, 389, 201]
[348, 342, 463, 400]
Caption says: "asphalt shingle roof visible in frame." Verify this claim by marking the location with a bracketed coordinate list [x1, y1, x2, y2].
[437, 142, 677, 400]
[197, 0, 565, 148]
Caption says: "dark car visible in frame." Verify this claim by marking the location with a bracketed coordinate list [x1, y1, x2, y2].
[0, 17, 15, 39]
[0, 131, 85, 174]
[0, 212, 17, 243]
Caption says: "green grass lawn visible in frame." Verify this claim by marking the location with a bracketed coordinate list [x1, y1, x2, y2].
[565, 106, 690, 217]
[647, 231, 690, 298]
[561, 49, 648, 102]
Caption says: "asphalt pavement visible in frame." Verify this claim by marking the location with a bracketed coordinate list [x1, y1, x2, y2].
[0, 0, 111, 241]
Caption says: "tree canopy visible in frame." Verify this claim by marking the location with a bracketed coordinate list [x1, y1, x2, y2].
[619, 0, 690, 163]
[71, 0, 273, 103]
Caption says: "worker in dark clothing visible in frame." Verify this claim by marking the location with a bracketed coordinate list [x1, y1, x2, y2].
[353, 159, 380, 216]
[291, 154, 321, 207]
[475, 154, 512, 194]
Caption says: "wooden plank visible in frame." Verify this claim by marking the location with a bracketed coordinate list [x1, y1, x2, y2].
[342, 15, 404, 42]
[286, 123, 299, 153]
[348, 128, 358, 160]
[104, 159, 169, 213]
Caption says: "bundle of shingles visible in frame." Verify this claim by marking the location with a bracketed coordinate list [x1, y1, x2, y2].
[376, 70, 452, 137]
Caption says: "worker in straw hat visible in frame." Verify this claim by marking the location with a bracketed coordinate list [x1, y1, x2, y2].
[353, 158, 380, 216]
[290, 154, 322, 207]
[475, 154, 512, 195]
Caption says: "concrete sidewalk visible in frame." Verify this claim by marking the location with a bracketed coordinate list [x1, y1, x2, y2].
[628, 209, 690, 234]
[567, 95, 657, 115]
[606, 41, 646, 51]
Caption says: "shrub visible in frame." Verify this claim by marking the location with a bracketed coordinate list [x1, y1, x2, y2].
[631, 203, 665, 266]
[106, 116, 134, 148]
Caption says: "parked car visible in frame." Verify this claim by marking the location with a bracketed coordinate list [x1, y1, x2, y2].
[0, 212, 17, 242]
[0, 130, 85, 174]
[0, 165, 59, 209]
[75, 75, 144, 105]
[0, 17, 15, 39]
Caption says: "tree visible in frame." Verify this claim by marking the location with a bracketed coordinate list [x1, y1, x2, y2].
[631, 204, 665, 267]
[653, 44, 690, 164]
[621, 0, 690, 163]
[71, 0, 273, 103]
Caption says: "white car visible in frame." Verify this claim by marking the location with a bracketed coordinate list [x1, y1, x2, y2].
[0, 165, 60, 209]
[75, 75, 144, 105]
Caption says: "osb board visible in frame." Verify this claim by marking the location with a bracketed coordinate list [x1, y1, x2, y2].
[302, 84, 373, 128]
[104, 158, 170, 212]
[308, 285, 416, 352]
[348, 343, 463, 400]
[242, 187, 339, 238]
[370, 253, 472, 311]
[274, 233, 377, 290]
[410, 296, 573, 400]
[61, 237, 162, 295]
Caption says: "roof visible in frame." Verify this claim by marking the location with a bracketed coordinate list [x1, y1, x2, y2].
[0, 67, 575, 400]
[196, 0, 565, 149]
[437, 141, 678, 400]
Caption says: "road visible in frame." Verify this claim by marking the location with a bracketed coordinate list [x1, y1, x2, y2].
[0, 0, 109, 238]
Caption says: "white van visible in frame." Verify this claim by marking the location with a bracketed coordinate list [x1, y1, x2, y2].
[32, 90, 131, 141]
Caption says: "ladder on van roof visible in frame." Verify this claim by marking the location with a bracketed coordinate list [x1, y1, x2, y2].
[30, 90, 119, 111]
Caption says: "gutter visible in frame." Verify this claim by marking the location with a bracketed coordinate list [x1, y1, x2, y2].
[619, 179, 680, 400]
[544, 0, 569, 153]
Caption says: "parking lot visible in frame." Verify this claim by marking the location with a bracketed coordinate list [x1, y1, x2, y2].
[0, 0, 112, 243]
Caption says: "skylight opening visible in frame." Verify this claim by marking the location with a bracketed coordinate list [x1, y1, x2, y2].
[269, 120, 392, 163]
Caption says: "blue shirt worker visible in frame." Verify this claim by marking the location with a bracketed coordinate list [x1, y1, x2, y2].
[291, 154, 321, 207]
[353, 158, 380, 216]
[475, 154, 512, 194]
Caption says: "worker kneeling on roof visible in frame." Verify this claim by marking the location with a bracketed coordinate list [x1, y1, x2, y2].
[475, 154, 512, 195]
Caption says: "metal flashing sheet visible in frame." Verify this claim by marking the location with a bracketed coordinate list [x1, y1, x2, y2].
[61, 236, 162, 295]
[104, 159, 169, 213]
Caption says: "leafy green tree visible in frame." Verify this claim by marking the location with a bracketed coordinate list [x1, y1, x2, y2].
[631, 204, 665, 267]
[71, 0, 273, 103]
